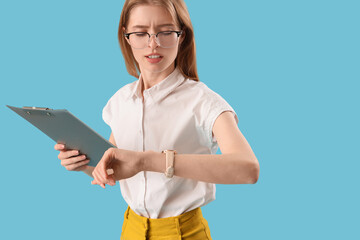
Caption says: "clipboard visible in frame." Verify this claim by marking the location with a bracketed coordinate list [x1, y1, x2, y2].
[7, 105, 115, 167]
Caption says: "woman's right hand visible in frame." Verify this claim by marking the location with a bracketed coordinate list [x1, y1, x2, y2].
[54, 143, 90, 171]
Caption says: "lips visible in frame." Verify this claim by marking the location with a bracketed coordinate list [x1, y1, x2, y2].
[145, 53, 163, 63]
[145, 53, 163, 59]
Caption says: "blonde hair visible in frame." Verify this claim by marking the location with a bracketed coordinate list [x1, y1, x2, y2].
[118, 0, 199, 81]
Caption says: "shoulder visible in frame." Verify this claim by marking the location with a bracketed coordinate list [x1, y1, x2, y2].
[177, 78, 237, 122]
[105, 80, 138, 104]
[177, 79, 221, 98]
[178, 79, 230, 107]
[102, 79, 138, 125]
[181, 79, 239, 139]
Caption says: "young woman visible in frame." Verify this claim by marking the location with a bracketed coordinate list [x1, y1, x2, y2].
[55, 0, 259, 239]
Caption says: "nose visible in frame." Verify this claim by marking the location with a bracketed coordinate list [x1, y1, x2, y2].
[148, 34, 160, 49]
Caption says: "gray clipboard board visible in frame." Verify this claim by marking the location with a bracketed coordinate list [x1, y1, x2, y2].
[7, 105, 115, 167]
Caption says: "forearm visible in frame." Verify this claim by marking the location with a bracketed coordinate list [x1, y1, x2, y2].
[83, 166, 95, 178]
[143, 151, 259, 184]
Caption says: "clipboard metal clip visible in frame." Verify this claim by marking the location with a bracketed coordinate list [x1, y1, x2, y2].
[22, 106, 53, 116]
[23, 106, 53, 110]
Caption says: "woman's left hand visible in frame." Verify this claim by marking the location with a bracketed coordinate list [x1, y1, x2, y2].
[91, 148, 144, 188]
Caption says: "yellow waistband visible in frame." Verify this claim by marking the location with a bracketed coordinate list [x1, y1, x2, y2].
[121, 206, 212, 239]
[125, 206, 203, 227]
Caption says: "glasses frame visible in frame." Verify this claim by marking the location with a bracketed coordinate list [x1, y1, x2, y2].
[124, 30, 183, 49]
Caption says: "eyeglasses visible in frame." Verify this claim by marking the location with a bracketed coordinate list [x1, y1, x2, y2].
[124, 30, 183, 49]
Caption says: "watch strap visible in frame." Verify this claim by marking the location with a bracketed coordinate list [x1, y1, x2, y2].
[162, 150, 176, 178]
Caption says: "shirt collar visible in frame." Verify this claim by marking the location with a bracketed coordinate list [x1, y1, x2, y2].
[129, 68, 186, 103]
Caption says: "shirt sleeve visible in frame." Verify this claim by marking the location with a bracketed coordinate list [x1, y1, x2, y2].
[202, 88, 239, 144]
[102, 98, 112, 127]
[102, 90, 121, 128]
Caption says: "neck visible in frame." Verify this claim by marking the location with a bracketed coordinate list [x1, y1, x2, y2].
[140, 65, 175, 90]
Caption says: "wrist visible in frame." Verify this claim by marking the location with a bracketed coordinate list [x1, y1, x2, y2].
[82, 166, 95, 178]
[140, 150, 152, 172]
[142, 150, 164, 173]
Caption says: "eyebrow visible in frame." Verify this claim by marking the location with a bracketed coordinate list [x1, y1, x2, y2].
[131, 23, 176, 29]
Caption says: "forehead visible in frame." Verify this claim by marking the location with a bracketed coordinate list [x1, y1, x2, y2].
[127, 5, 176, 29]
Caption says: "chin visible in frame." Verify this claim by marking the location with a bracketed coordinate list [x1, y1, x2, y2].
[143, 62, 174, 73]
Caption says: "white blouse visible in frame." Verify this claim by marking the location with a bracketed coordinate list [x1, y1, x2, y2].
[102, 68, 238, 218]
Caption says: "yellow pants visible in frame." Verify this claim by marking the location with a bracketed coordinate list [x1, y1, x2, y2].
[120, 206, 213, 240]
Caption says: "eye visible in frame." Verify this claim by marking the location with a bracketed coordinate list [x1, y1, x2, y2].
[134, 32, 148, 37]
[161, 31, 173, 36]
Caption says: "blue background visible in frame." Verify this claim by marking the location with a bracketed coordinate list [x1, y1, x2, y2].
[1, 0, 359, 239]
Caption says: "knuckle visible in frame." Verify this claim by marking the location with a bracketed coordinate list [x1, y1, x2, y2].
[75, 161, 83, 167]
[65, 151, 73, 158]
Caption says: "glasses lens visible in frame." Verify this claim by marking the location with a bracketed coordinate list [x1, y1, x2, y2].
[158, 32, 178, 48]
[128, 32, 179, 49]
[129, 33, 148, 49]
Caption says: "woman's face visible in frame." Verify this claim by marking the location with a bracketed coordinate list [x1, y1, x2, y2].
[126, 5, 182, 77]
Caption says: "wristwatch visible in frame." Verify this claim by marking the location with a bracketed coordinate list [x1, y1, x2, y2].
[162, 150, 177, 178]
